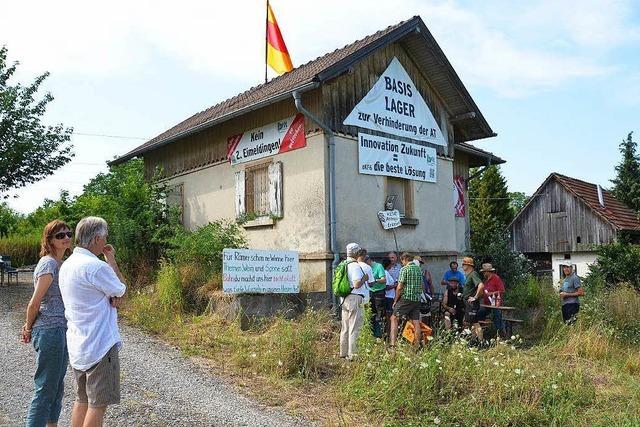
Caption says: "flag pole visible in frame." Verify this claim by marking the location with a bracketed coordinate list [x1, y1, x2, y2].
[264, 0, 269, 84]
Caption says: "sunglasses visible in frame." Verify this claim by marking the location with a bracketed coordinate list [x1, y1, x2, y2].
[54, 231, 73, 240]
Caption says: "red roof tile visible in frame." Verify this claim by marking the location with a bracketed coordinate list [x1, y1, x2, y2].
[553, 173, 640, 231]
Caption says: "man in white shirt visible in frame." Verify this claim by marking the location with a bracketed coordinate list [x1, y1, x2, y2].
[340, 243, 369, 360]
[59, 217, 126, 427]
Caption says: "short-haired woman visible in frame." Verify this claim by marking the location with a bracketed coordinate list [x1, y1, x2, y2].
[23, 220, 72, 427]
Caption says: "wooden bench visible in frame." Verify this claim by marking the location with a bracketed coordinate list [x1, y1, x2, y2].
[503, 317, 525, 337]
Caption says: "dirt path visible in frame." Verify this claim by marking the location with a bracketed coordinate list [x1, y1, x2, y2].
[0, 283, 310, 426]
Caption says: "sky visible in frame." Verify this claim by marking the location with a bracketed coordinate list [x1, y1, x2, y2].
[1, 0, 639, 213]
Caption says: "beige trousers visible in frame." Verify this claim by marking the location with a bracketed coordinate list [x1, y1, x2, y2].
[340, 294, 364, 358]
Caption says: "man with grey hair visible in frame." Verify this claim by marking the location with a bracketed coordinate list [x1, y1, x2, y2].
[59, 217, 126, 427]
[339, 243, 369, 360]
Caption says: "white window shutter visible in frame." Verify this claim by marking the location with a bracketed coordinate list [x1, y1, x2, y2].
[268, 161, 283, 218]
[234, 170, 245, 217]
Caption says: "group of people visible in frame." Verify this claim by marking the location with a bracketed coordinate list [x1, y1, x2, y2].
[338, 244, 585, 359]
[22, 217, 126, 427]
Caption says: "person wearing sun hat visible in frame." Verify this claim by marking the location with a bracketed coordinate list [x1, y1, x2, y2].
[461, 256, 484, 341]
[478, 262, 506, 336]
[442, 275, 464, 330]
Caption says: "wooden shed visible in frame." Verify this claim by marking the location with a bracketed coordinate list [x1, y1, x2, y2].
[510, 173, 640, 283]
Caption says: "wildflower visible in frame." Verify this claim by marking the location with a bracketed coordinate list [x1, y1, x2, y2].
[511, 335, 516, 340]
[434, 416, 441, 425]
[552, 384, 558, 390]
[436, 359, 441, 364]
[511, 346, 516, 350]
[278, 360, 283, 367]
[474, 357, 479, 362]
[514, 369, 522, 375]
[367, 362, 373, 369]
[251, 353, 257, 358]
[420, 362, 428, 369]
[427, 335, 434, 341]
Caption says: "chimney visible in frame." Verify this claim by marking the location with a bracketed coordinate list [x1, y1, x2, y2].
[597, 184, 605, 208]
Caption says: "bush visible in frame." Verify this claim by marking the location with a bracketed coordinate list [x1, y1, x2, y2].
[471, 230, 533, 289]
[156, 261, 183, 312]
[581, 283, 640, 346]
[156, 220, 246, 312]
[0, 235, 40, 266]
[167, 220, 247, 276]
[588, 242, 640, 290]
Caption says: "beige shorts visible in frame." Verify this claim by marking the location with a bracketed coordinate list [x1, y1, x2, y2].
[73, 344, 121, 407]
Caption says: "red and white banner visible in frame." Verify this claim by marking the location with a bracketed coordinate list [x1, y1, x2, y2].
[227, 113, 306, 165]
[454, 175, 465, 217]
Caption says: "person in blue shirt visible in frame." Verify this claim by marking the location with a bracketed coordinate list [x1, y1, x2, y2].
[441, 261, 466, 290]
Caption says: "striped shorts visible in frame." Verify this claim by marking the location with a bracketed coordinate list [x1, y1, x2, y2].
[72, 344, 120, 407]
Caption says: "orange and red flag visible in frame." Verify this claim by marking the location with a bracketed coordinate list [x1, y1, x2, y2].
[266, 2, 293, 75]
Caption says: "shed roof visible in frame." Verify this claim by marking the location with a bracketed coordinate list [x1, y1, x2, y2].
[111, 16, 495, 165]
[511, 173, 640, 232]
[454, 142, 505, 167]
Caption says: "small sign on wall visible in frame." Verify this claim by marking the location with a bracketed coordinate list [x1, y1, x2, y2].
[227, 114, 306, 165]
[454, 175, 465, 217]
[358, 132, 437, 182]
[377, 210, 401, 230]
[223, 248, 300, 293]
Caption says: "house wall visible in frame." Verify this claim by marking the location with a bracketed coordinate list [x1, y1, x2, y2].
[165, 131, 329, 293]
[333, 133, 458, 255]
[551, 251, 596, 285]
[512, 179, 617, 253]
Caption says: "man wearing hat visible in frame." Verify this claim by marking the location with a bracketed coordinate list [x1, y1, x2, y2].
[339, 243, 369, 360]
[478, 263, 506, 336]
[560, 264, 583, 323]
[461, 257, 485, 340]
[441, 275, 464, 330]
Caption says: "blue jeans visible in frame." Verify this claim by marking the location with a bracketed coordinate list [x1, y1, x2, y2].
[26, 327, 68, 427]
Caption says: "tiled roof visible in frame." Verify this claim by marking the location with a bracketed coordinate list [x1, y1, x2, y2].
[111, 15, 495, 165]
[553, 173, 640, 231]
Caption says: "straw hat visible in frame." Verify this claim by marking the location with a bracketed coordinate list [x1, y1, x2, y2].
[462, 257, 475, 267]
[480, 263, 496, 273]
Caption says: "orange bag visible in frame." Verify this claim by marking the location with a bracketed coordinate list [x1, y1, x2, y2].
[402, 321, 433, 344]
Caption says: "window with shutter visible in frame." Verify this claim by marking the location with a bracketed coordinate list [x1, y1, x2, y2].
[245, 163, 271, 216]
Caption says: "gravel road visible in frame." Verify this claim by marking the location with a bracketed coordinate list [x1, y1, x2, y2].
[0, 283, 310, 426]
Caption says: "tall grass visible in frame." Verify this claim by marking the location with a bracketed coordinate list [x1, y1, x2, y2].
[0, 235, 40, 266]
[123, 269, 640, 426]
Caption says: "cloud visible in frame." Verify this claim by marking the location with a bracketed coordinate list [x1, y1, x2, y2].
[3, 0, 637, 98]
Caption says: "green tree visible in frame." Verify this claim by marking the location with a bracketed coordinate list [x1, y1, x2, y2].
[0, 46, 73, 196]
[469, 165, 514, 253]
[0, 202, 20, 237]
[508, 191, 528, 217]
[610, 132, 640, 212]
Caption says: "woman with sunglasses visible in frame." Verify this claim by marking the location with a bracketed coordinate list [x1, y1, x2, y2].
[22, 220, 72, 427]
